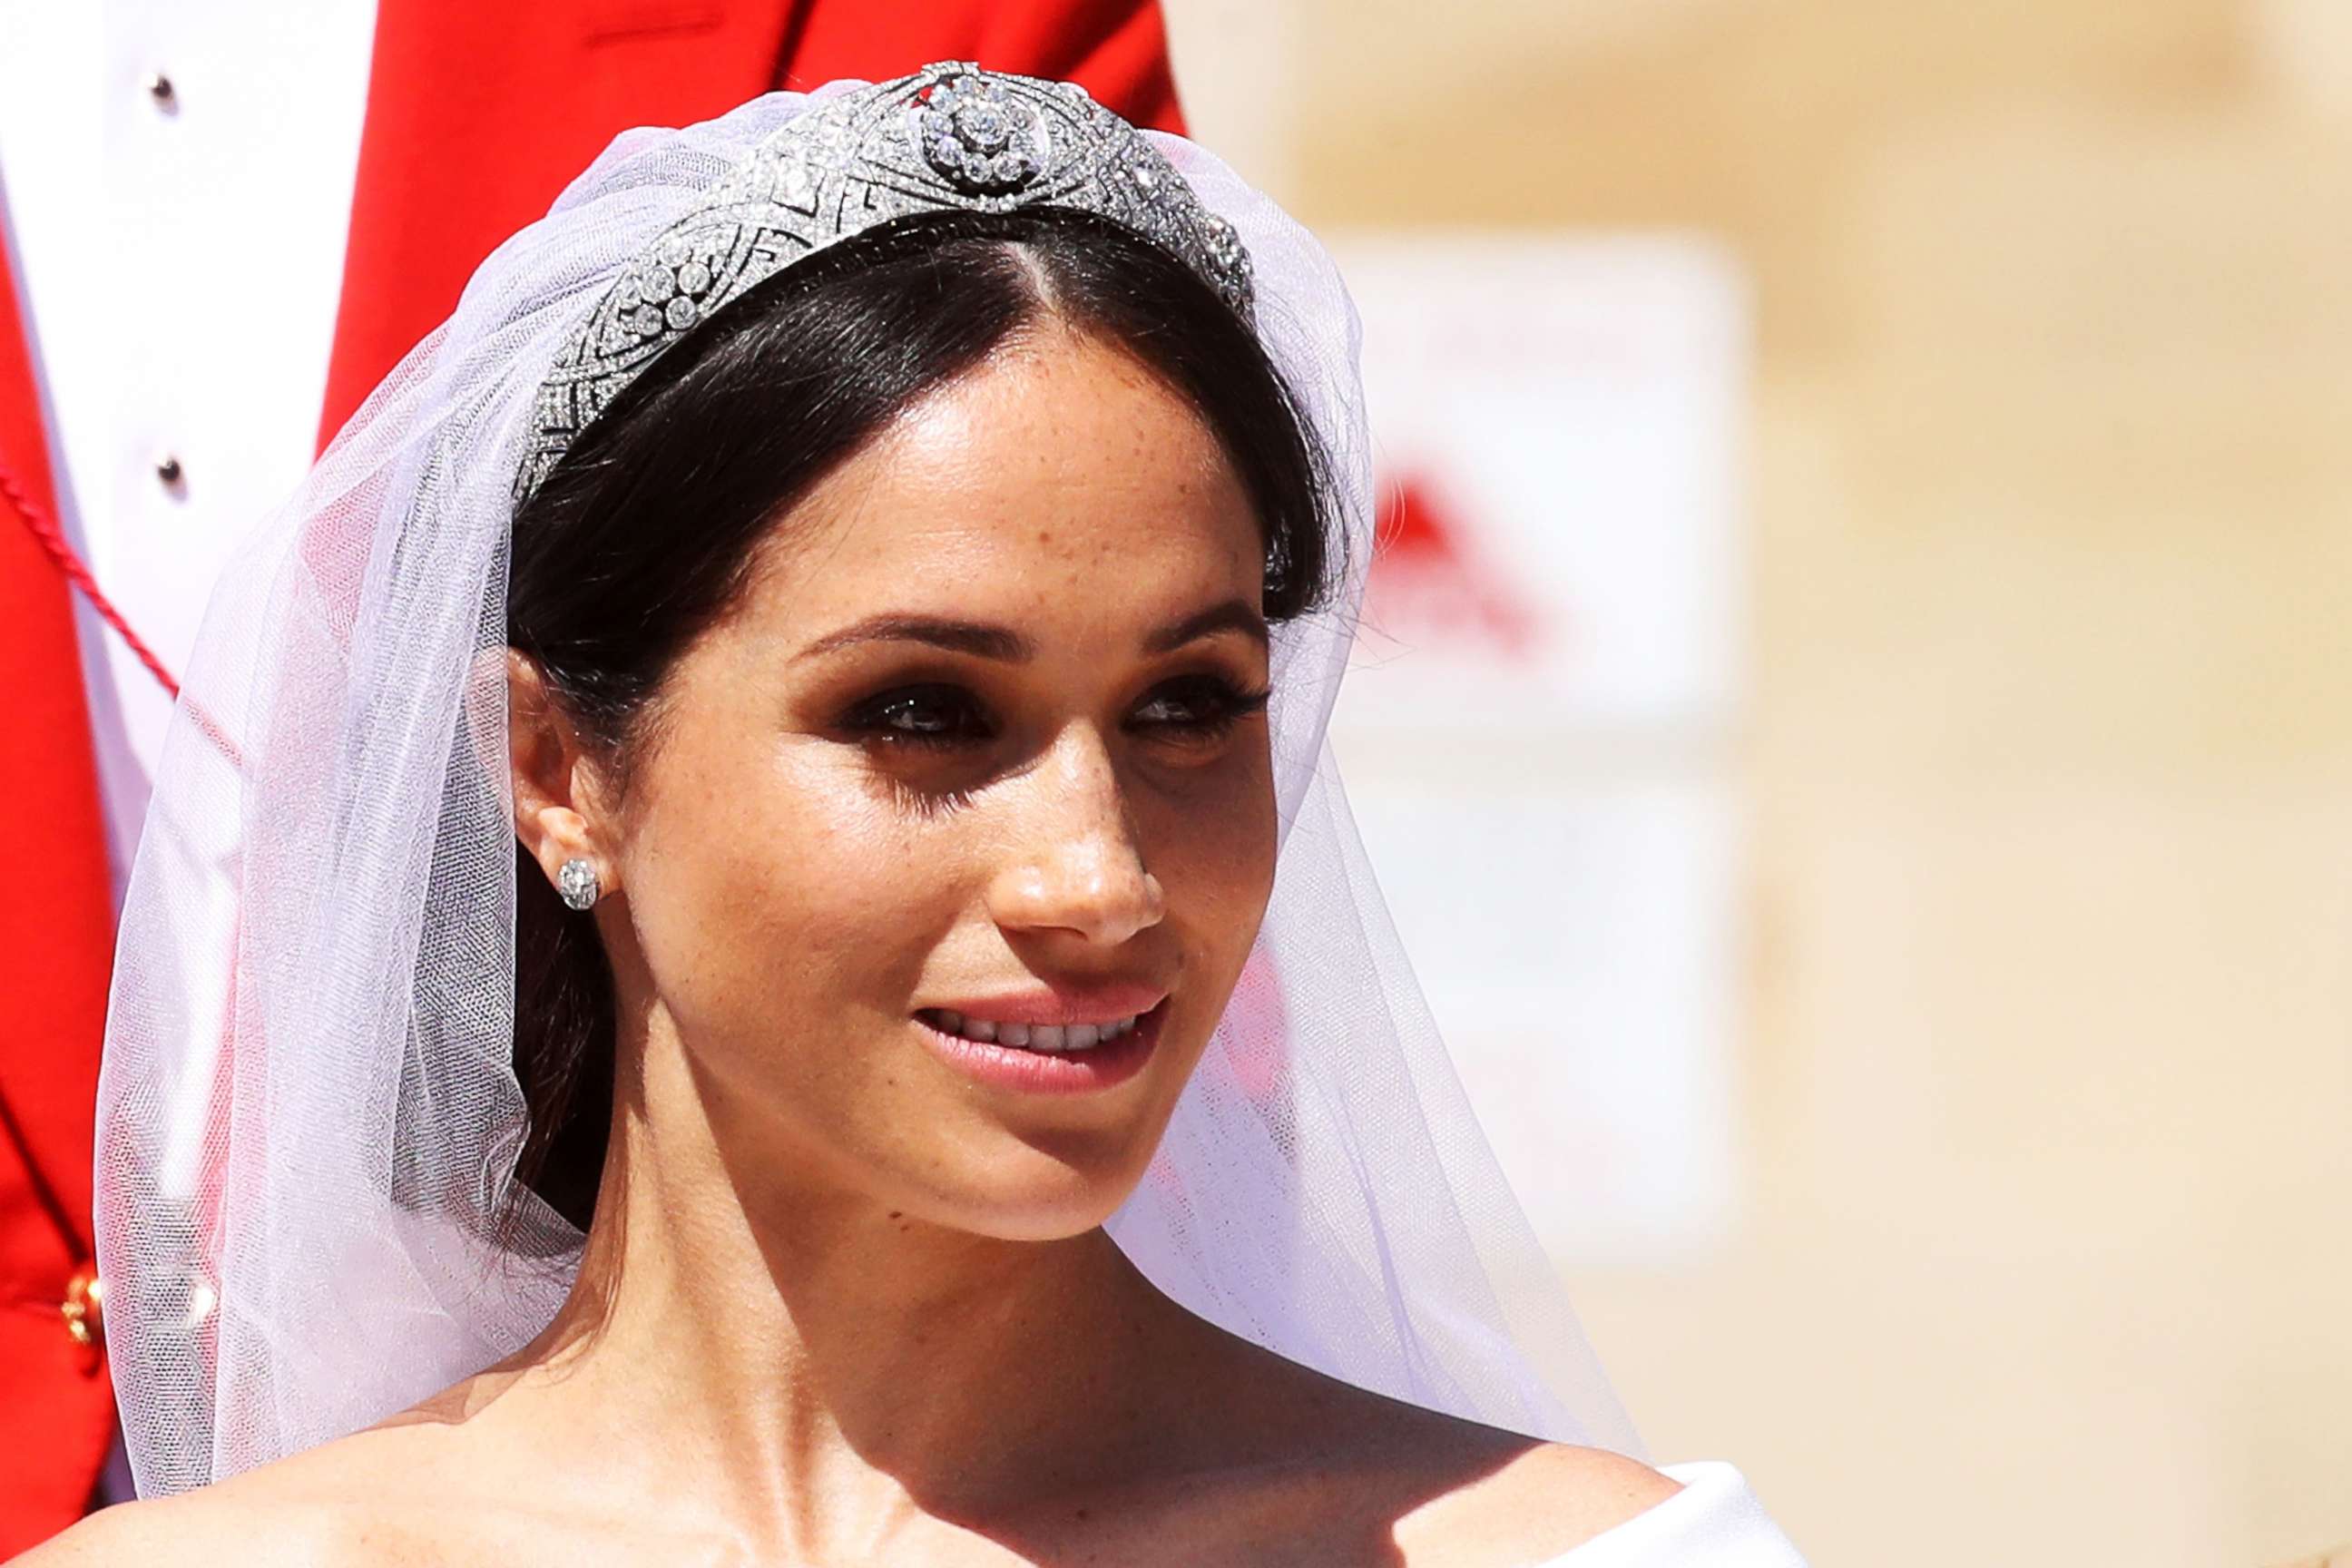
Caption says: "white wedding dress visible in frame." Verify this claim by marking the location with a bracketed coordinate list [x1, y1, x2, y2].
[1541, 1464, 1808, 1565]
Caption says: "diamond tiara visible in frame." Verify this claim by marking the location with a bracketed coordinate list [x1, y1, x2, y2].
[513, 63, 1256, 504]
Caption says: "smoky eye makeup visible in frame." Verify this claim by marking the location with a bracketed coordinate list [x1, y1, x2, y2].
[1126, 671, 1271, 741]
[830, 668, 1271, 754]
[836, 682, 999, 750]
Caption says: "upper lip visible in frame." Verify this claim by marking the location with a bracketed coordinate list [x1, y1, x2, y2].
[920, 983, 1168, 1027]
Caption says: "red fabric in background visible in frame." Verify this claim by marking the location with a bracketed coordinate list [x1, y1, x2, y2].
[319, 0, 1185, 446]
[0, 241, 121, 1558]
[5, 2, 1182, 1546]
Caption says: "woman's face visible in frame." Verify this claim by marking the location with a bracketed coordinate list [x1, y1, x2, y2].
[598, 324, 1278, 1238]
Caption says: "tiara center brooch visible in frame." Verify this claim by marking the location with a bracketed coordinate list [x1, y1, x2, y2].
[915, 74, 1047, 194]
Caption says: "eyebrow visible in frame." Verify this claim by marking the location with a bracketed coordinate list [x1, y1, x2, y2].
[794, 597, 1269, 663]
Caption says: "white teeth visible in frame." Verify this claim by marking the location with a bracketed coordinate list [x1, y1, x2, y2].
[929, 1008, 1148, 1051]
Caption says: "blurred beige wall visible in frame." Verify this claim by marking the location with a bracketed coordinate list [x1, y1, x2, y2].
[1162, 2, 2352, 1563]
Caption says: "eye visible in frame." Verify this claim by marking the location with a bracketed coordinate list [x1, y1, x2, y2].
[840, 682, 997, 749]
[1128, 673, 1271, 741]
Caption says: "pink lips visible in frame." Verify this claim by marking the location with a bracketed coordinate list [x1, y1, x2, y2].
[915, 993, 1170, 1095]
[920, 982, 1168, 1027]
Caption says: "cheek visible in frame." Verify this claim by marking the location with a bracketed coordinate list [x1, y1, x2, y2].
[1140, 750, 1279, 963]
[620, 729, 968, 1048]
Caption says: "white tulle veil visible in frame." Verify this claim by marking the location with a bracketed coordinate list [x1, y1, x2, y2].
[94, 77, 1640, 1497]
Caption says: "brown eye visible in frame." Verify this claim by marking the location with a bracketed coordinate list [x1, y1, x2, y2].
[1129, 674, 1271, 739]
[842, 683, 997, 748]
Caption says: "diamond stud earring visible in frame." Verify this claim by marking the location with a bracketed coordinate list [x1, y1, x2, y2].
[556, 858, 601, 911]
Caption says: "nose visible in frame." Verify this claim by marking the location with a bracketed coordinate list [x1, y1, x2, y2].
[985, 727, 1166, 946]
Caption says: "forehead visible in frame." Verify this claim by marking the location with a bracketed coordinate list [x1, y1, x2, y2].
[750, 328, 1263, 616]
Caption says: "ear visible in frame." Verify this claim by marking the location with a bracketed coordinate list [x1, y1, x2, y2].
[507, 650, 622, 901]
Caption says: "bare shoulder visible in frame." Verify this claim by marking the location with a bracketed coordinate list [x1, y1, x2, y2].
[17, 1486, 351, 1567]
[1389, 1436, 1683, 1567]
[1186, 1345, 1680, 1566]
[15, 1424, 492, 1568]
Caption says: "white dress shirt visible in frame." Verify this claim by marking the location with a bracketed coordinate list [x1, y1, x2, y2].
[0, 0, 377, 882]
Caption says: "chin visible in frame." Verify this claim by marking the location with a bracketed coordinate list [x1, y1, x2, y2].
[920, 1133, 1161, 1243]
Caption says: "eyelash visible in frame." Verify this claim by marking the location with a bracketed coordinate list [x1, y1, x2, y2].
[839, 674, 1271, 753]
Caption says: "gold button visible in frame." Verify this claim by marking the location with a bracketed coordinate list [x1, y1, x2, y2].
[63, 1265, 104, 1350]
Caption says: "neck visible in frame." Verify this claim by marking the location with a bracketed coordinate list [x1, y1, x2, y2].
[505, 1011, 1216, 1553]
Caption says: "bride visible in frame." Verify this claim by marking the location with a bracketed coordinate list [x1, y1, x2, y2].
[36, 67, 1805, 1565]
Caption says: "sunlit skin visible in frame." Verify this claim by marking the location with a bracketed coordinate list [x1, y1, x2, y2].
[34, 321, 1677, 1567]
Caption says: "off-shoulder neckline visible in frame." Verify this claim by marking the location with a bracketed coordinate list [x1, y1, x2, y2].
[1528, 1462, 1791, 1565]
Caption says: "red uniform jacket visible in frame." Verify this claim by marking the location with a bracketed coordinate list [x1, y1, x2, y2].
[0, 3, 1181, 1549]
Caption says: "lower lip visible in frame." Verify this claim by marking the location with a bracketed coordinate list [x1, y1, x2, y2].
[916, 1002, 1165, 1095]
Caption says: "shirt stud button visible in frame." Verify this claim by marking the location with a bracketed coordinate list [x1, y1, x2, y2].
[144, 72, 177, 108]
[155, 454, 184, 487]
